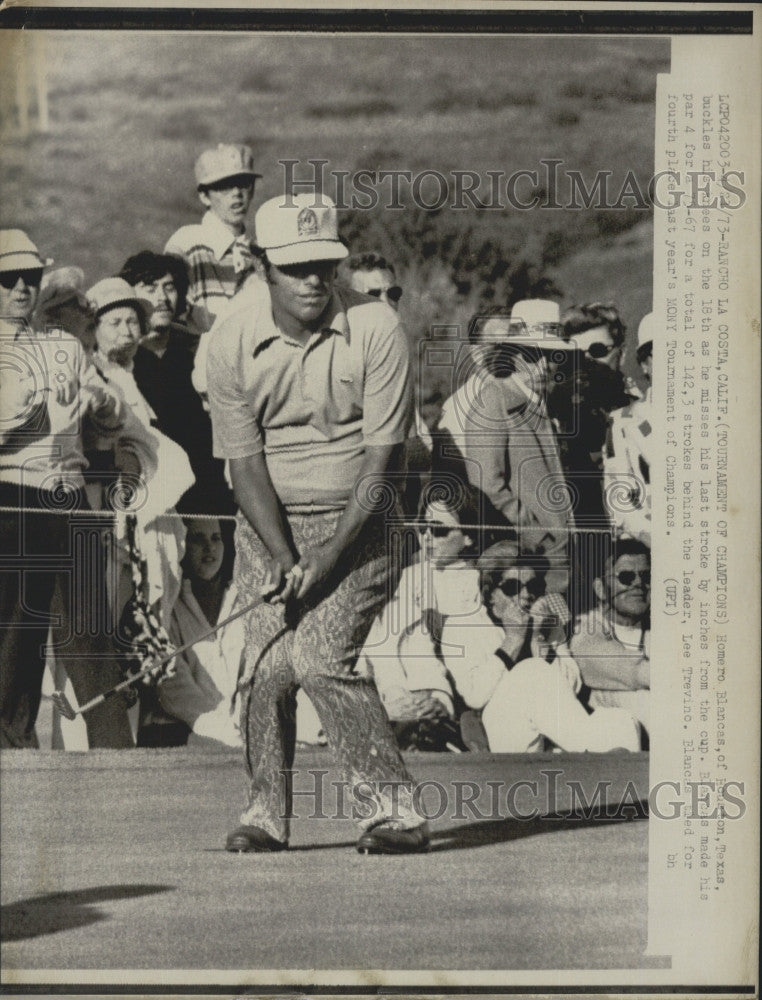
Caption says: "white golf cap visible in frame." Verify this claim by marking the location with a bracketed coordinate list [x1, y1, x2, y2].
[194, 143, 261, 188]
[507, 299, 567, 350]
[255, 193, 349, 267]
[637, 312, 655, 348]
[0, 229, 53, 272]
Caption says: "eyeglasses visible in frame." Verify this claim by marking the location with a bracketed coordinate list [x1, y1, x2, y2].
[585, 341, 617, 360]
[0, 268, 44, 290]
[615, 570, 650, 587]
[366, 285, 403, 303]
[495, 576, 546, 599]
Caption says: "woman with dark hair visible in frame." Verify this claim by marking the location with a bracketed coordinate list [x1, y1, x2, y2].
[154, 516, 243, 747]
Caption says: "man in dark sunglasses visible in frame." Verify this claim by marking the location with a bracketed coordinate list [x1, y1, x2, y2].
[448, 298, 573, 593]
[338, 252, 402, 312]
[570, 536, 651, 747]
[0, 229, 134, 750]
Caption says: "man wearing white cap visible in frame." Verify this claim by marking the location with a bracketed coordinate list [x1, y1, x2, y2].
[165, 143, 261, 338]
[207, 193, 428, 855]
[604, 312, 653, 542]
[453, 299, 574, 590]
[0, 230, 134, 748]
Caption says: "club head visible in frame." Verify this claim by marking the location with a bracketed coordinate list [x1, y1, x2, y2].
[51, 690, 78, 720]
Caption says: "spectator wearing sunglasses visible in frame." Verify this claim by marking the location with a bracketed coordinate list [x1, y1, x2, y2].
[338, 252, 403, 312]
[359, 495, 474, 751]
[436, 537, 639, 753]
[549, 302, 635, 529]
[570, 537, 651, 745]
[165, 143, 262, 337]
[0, 230, 134, 749]
[449, 299, 573, 592]
[604, 313, 654, 543]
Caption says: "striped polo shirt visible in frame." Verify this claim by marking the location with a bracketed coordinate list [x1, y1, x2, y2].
[165, 211, 249, 336]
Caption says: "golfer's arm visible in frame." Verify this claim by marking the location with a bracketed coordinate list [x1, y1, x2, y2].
[323, 442, 402, 560]
[228, 453, 295, 562]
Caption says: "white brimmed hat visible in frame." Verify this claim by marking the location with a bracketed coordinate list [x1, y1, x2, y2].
[637, 312, 655, 348]
[87, 277, 149, 323]
[0, 229, 53, 272]
[255, 193, 349, 267]
[506, 299, 567, 350]
[194, 143, 261, 188]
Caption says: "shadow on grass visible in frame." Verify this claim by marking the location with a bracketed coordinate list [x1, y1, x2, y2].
[1, 883, 172, 942]
[429, 800, 648, 853]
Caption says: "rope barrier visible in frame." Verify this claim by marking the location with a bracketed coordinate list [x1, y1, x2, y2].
[0, 504, 617, 533]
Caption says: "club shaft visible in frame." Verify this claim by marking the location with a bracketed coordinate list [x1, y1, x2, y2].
[62, 595, 264, 717]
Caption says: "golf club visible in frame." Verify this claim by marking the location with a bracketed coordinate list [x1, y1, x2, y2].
[52, 591, 267, 721]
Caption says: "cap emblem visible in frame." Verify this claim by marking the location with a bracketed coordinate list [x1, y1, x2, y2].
[297, 208, 319, 237]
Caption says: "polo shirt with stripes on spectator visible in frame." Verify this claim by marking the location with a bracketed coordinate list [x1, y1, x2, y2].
[165, 210, 248, 336]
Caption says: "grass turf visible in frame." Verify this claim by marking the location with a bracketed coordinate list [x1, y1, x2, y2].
[1, 747, 667, 974]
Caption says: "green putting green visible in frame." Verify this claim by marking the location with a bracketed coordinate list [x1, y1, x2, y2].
[1, 747, 668, 975]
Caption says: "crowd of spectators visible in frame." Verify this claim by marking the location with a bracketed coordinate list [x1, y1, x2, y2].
[0, 141, 652, 753]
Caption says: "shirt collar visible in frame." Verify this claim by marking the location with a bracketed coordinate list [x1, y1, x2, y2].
[200, 210, 245, 261]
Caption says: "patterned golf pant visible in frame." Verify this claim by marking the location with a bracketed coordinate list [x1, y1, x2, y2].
[234, 511, 421, 842]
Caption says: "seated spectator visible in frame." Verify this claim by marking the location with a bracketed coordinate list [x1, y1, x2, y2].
[360, 494, 470, 751]
[35, 265, 97, 351]
[119, 251, 233, 514]
[154, 517, 241, 746]
[569, 537, 651, 744]
[604, 313, 653, 543]
[158, 515, 324, 748]
[550, 302, 635, 528]
[337, 252, 403, 312]
[433, 527, 640, 753]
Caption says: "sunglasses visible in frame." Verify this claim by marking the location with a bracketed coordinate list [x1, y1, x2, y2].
[204, 175, 255, 192]
[366, 285, 403, 303]
[585, 341, 617, 359]
[421, 520, 459, 538]
[0, 268, 44, 290]
[615, 570, 650, 587]
[495, 576, 546, 599]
